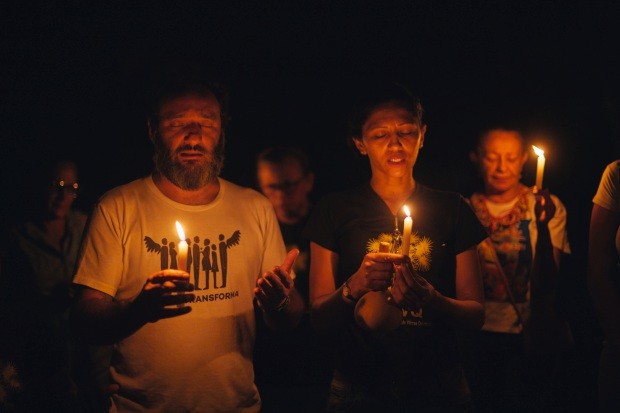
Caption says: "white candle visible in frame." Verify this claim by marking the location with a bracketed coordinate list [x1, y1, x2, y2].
[175, 220, 188, 272]
[402, 205, 412, 257]
[532, 145, 545, 190]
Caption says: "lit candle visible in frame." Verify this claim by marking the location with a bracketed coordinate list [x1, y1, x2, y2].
[532, 145, 545, 190]
[401, 206, 412, 257]
[175, 220, 188, 272]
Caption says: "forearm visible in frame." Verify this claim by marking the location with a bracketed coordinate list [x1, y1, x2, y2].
[310, 286, 356, 336]
[426, 292, 485, 330]
[531, 223, 561, 307]
[587, 204, 620, 347]
[588, 256, 620, 346]
[71, 296, 147, 345]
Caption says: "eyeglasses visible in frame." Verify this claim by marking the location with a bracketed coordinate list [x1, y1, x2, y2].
[50, 180, 79, 198]
[262, 178, 304, 194]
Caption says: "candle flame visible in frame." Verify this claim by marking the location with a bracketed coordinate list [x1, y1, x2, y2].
[532, 145, 545, 158]
[175, 221, 186, 240]
[403, 205, 411, 217]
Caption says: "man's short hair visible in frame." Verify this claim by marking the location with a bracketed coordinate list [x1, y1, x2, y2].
[146, 72, 230, 129]
[256, 146, 311, 177]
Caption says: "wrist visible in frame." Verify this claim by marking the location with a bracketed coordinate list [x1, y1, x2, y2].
[264, 295, 290, 313]
[342, 278, 358, 304]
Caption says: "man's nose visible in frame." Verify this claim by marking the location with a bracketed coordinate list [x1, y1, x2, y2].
[185, 122, 203, 136]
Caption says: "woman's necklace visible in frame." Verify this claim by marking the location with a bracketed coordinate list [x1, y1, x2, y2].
[470, 188, 529, 233]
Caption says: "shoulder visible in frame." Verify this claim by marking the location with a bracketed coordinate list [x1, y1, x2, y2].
[67, 209, 88, 229]
[219, 178, 273, 210]
[220, 178, 267, 201]
[603, 160, 620, 182]
[98, 177, 148, 201]
[315, 183, 369, 207]
[85, 178, 150, 220]
[608, 159, 620, 171]
[416, 184, 466, 205]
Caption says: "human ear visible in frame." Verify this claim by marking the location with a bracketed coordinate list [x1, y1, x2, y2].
[353, 137, 367, 155]
[147, 119, 156, 142]
[469, 150, 479, 163]
[306, 172, 315, 191]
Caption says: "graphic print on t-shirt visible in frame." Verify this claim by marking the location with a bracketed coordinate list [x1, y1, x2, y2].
[366, 232, 432, 271]
[367, 231, 434, 327]
[144, 230, 241, 290]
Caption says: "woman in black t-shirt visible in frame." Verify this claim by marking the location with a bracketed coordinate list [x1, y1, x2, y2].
[303, 82, 488, 413]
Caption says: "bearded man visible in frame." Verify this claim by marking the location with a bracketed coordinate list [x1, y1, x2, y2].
[71, 72, 303, 413]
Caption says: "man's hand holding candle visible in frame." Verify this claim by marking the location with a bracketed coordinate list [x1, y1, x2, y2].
[132, 269, 196, 323]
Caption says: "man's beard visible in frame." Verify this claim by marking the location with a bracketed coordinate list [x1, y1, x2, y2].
[153, 133, 225, 190]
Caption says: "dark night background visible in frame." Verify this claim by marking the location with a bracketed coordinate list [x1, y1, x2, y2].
[2, 1, 620, 407]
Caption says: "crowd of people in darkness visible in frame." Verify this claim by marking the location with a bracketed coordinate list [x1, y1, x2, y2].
[0, 67, 617, 413]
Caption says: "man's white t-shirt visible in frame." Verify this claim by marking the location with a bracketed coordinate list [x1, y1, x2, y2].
[74, 176, 287, 412]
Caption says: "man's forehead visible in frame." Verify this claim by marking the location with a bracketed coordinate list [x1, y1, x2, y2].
[159, 93, 221, 117]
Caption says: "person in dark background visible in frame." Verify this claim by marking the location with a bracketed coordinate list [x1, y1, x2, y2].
[70, 70, 305, 412]
[463, 125, 575, 412]
[253, 146, 332, 412]
[303, 82, 487, 412]
[0, 159, 111, 412]
[588, 159, 620, 413]
[256, 146, 315, 301]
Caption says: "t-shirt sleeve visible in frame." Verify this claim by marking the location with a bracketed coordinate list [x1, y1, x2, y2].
[72, 200, 124, 297]
[593, 160, 620, 213]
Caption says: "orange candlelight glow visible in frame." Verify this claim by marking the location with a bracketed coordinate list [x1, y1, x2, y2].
[175, 220, 188, 272]
[532, 145, 545, 190]
[402, 205, 412, 257]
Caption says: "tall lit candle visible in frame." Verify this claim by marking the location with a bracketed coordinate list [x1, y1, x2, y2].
[175, 220, 188, 272]
[532, 145, 545, 190]
[401, 206, 412, 257]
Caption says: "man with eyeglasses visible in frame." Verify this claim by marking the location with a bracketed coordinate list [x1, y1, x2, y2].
[0, 159, 111, 411]
[254, 146, 332, 412]
[256, 146, 314, 228]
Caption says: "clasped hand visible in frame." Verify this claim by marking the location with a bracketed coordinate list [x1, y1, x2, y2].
[349, 253, 437, 309]
[132, 270, 195, 322]
[391, 257, 438, 309]
[348, 252, 403, 298]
